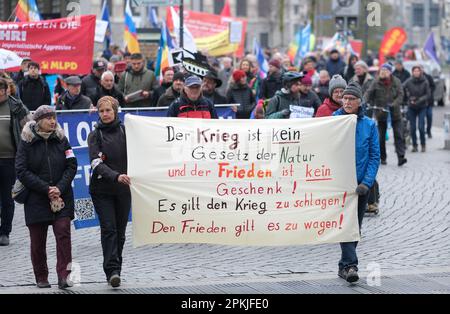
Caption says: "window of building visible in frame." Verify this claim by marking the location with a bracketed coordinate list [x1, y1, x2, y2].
[214, 0, 225, 15]
[258, 0, 271, 17]
[430, 4, 439, 27]
[260, 32, 269, 48]
[412, 3, 424, 27]
[294, 5, 300, 15]
[236, 0, 247, 17]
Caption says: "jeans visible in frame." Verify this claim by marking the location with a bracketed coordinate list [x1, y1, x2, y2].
[92, 192, 131, 280]
[408, 107, 427, 147]
[426, 105, 433, 135]
[28, 217, 72, 283]
[339, 193, 370, 271]
[0, 158, 16, 237]
[378, 119, 405, 162]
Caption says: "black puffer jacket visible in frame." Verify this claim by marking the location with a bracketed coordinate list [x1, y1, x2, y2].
[403, 76, 431, 109]
[81, 74, 101, 104]
[92, 85, 125, 107]
[259, 72, 283, 100]
[15, 121, 77, 226]
[226, 83, 255, 119]
[56, 92, 92, 110]
[87, 120, 130, 195]
[18, 76, 51, 111]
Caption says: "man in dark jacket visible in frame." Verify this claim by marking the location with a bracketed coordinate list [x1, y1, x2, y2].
[202, 71, 227, 105]
[150, 67, 174, 107]
[392, 60, 411, 84]
[56, 76, 93, 110]
[313, 70, 330, 103]
[326, 49, 346, 77]
[423, 71, 435, 138]
[92, 71, 125, 107]
[12, 57, 31, 86]
[226, 70, 255, 119]
[82, 60, 107, 104]
[298, 75, 322, 116]
[365, 63, 407, 166]
[167, 76, 218, 119]
[0, 79, 30, 246]
[157, 72, 185, 107]
[18, 62, 51, 111]
[403, 66, 431, 152]
[259, 59, 283, 100]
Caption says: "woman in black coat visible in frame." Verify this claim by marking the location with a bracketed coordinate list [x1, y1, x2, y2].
[15, 105, 77, 290]
[88, 96, 131, 288]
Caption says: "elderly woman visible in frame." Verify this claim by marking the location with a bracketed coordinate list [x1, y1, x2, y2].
[15, 105, 77, 289]
[88, 96, 131, 288]
[333, 82, 380, 283]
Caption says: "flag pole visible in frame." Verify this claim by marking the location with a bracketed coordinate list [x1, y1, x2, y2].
[180, 0, 184, 49]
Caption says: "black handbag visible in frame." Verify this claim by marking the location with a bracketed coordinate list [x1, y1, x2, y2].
[11, 179, 30, 204]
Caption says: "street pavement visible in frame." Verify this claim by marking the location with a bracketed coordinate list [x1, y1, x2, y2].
[0, 107, 449, 295]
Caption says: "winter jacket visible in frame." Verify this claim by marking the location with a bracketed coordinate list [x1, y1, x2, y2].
[18, 76, 51, 111]
[92, 85, 125, 107]
[350, 73, 374, 100]
[157, 87, 181, 108]
[226, 83, 255, 119]
[167, 92, 218, 119]
[15, 121, 77, 226]
[81, 74, 102, 104]
[364, 76, 404, 121]
[1, 96, 30, 150]
[316, 98, 341, 117]
[56, 92, 92, 110]
[118, 68, 158, 108]
[265, 90, 307, 119]
[392, 69, 411, 84]
[403, 76, 431, 110]
[313, 81, 330, 103]
[203, 90, 228, 105]
[259, 72, 283, 100]
[88, 119, 130, 196]
[151, 82, 172, 107]
[333, 107, 380, 188]
[326, 58, 346, 77]
[298, 90, 321, 114]
[424, 73, 436, 105]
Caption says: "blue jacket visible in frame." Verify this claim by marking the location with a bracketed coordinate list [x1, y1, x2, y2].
[333, 107, 380, 188]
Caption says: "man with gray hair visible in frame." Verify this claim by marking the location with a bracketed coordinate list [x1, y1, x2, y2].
[351, 60, 374, 99]
[217, 57, 233, 97]
[56, 76, 93, 110]
[93, 71, 125, 107]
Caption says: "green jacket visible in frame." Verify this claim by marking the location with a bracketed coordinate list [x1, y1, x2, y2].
[364, 76, 404, 121]
[118, 68, 157, 108]
[265, 90, 301, 119]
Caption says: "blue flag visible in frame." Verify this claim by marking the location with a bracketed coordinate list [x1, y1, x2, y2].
[424, 32, 439, 64]
[101, 0, 112, 47]
[148, 6, 159, 28]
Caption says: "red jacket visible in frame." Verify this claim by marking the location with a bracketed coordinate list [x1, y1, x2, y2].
[316, 98, 342, 117]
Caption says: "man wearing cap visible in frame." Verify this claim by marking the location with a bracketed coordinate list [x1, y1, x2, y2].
[82, 60, 107, 104]
[226, 70, 256, 119]
[92, 71, 125, 107]
[202, 71, 227, 105]
[365, 63, 407, 166]
[316, 74, 347, 117]
[167, 75, 218, 119]
[333, 81, 380, 283]
[151, 67, 174, 107]
[18, 62, 51, 111]
[298, 75, 322, 115]
[56, 76, 93, 110]
[157, 72, 185, 108]
[326, 49, 346, 77]
[259, 59, 283, 100]
[118, 53, 158, 108]
[0, 78, 30, 246]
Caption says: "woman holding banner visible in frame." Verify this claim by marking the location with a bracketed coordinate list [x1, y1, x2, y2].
[88, 96, 131, 288]
[333, 82, 380, 283]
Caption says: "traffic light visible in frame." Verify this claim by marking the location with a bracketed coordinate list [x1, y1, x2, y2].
[347, 17, 358, 29]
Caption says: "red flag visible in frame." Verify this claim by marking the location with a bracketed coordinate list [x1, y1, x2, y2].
[378, 27, 407, 65]
[221, 0, 231, 17]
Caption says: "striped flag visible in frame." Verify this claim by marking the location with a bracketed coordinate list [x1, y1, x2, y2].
[253, 38, 269, 79]
[124, 0, 141, 54]
[101, 0, 112, 48]
[155, 22, 175, 81]
[15, 0, 41, 22]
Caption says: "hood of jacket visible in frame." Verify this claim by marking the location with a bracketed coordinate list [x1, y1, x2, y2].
[21, 120, 66, 144]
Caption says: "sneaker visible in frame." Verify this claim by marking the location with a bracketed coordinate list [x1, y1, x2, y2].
[0, 235, 9, 246]
[37, 281, 51, 289]
[58, 277, 73, 290]
[338, 266, 359, 283]
[109, 274, 121, 288]
[421, 145, 426, 153]
[412, 146, 418, 153]
[367, 203, 379, 213]
[398, 157, 407, 167]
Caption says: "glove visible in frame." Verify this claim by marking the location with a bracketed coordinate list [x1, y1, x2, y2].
[355, 184, 369, 196]
[281, 109, 291, 118]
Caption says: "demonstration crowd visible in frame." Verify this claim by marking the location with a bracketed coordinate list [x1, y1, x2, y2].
[0, 46, 436, 288]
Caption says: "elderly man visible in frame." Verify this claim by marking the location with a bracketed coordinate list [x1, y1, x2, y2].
[313, 70, 331, 103]
[217, 57, 233, 97]
[333, 82, 380, 283]
[56, 76, 92, 110]
[167, 75, 218, 119]
[350, 61, 374, 99]
[202, 71, 227, 105]
[93, 71, 125, 107]
[82, 60, 107, 104]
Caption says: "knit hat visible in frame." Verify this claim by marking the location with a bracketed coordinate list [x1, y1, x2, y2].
[381, 63, 394, 73]
[354, 60, 369, 70]
[328, 74, 347, 95]
[269, 59, 281, 69]
[300, 75, 312, 86]
[233, 70, 246, 82]
[342, 81, 363, 100]
[33, 105, 56, 122]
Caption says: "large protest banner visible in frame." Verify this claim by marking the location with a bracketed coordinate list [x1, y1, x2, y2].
[57, 107, 236, 229]
[126, 115, 360, 247]
[0, 15, 96, 75]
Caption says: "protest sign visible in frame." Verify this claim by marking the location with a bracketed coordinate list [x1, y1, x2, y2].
[126, 115, 360, 247]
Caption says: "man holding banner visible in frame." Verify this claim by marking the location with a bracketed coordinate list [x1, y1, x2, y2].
[333, 82, 380, 283]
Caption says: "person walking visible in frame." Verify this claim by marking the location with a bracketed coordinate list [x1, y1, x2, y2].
[15, 105, 77, 289]
[88, 96, 131, 288]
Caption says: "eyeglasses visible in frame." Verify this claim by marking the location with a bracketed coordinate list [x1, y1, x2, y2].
[333, 90, 344, 95]
[342, 96, 358, 102]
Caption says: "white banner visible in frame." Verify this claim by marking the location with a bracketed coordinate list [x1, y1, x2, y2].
[125, 115, 360, 247]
